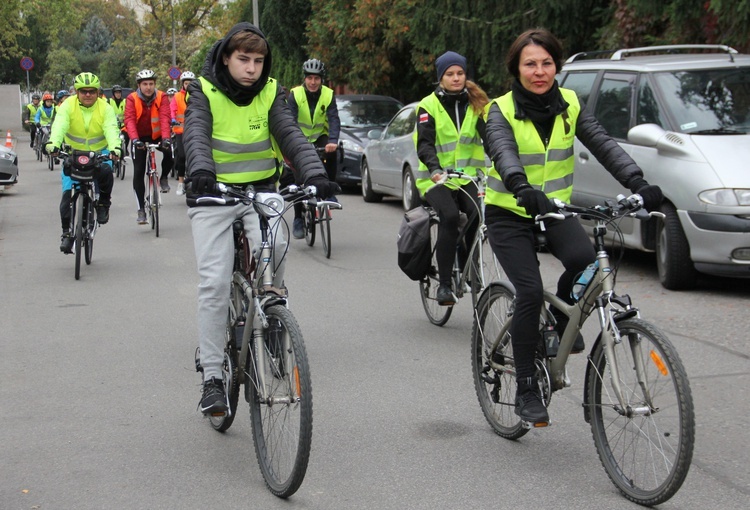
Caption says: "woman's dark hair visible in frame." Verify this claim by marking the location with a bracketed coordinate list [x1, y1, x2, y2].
[505, 28, 563, 79]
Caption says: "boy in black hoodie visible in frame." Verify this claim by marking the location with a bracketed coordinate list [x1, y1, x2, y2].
[184, 23, 339, 414]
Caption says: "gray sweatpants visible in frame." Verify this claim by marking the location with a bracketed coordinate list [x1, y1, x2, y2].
[188, 202, 287, 380]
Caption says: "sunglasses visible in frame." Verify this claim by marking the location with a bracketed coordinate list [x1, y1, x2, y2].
[78, 89, 98, 96]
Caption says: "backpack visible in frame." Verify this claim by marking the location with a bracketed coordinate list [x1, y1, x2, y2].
[397, 206, 433, 281]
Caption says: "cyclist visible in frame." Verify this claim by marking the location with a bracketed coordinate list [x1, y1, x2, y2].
[124, 69, 173, 224]
[34, 92, 56, 127]
[170, 71, 194, 195]
[108, 84, 129, 157]
[415, 51, 489, 306]
[23, 93, 41, 148]
[184, 22, 339, 414]
[483, 29, 663, 424]
[56, 90, 70, 106]
[166, 87, 178, 103]
[45, 72, 121, 253]
[286, 58, 341, 238]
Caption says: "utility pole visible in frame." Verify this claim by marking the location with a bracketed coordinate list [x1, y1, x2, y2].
[253, 0, 259, 27]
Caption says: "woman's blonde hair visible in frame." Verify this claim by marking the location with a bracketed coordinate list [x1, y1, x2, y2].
[466, 80, 489, 116]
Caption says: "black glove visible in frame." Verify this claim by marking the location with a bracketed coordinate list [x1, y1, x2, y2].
[160, 138, 171, 151]
[515, 186, 556, 218]
[133, 139, 145, 150]
[307, 176, 341, 199]
[110, 147, 121, 160]
[188, 170, 217, 196]
[629, 177, 663, 212]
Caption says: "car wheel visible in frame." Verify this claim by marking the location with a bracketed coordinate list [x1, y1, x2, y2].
[656, 202, 697, 290]
[361, 158, 382, 203]
[402, 166, 420, 211]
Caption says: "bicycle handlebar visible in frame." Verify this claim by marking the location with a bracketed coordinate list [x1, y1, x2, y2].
[186, 182, 317, 208]
[535, 194, 664, 224]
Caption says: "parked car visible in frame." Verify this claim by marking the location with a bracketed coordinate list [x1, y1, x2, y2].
[361, 102, 422, 210]
[335, 94, 403, 187]
[558, 44, 750, 289]
[0, 145, 19, 187]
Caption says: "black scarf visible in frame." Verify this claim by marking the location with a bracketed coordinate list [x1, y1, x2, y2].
[215, 70, 267, 106]
[511, 79, 568, 123]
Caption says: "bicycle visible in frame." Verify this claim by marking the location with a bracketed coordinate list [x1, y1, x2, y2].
[142, 143, 161, 237]
[33, 124, 47, 163]
[419, 171, 504, 326]
[114, 124, 127, 181]
[300, 195, 343, 259]
[59, 147, 110, 280]
[471, 194, 694, 506]
[191, 182, 315, 498]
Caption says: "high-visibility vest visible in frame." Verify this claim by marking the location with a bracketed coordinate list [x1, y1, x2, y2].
[26, 103, 39, 119]
[108, 97, 125, 124]
[199, 76, 279, 184]
[128, 90, 165, 139]
[484, 87, 580, 217]
[38, 106, 55, 126]
[173, 91, 187, 134]
[413, 92, 485, 196]
[291, 85, 333, 142]
[62, 98, 109, 151]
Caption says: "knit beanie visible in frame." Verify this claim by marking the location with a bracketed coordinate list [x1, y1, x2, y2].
[435, 51, 467, 81]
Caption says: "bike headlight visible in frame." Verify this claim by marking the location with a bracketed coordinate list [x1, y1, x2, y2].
[699, 189, 750, 206]
[340, 139, 364, 154]
[255, 192, 285, 218]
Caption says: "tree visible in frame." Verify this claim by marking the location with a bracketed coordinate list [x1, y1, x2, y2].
[0, 1, 29, 84]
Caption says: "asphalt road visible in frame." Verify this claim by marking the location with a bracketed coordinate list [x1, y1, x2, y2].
[1, 136, 749, 509]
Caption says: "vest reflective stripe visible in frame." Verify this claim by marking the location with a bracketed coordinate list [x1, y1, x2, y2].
[129, 90, 164, 138]
[291, 85, 333, 142]
[414, 93, 485, 196]
[485, 87, 580, 216]
[173, 91, 187, 134]
[199, 77, 279, 184]
[64, 99, 108, 151]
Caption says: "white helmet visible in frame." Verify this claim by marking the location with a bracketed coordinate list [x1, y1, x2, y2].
[166, 87, 178, 95]
[135, 69, 157, 83]
[302, 58, 325, 76]
[180, 71, 196, 83]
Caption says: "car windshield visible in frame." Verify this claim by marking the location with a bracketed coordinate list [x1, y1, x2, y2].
[338, 99, 403, 128]
[654, 67, 750, 133]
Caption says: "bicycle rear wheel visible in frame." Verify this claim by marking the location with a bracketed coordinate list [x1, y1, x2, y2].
[74, 194, 85, 280]
[587, 318, 694, 506]
[248, 305, 312, 498]
[471, 283, 528, 439]
[419, 220, 452, 326]
[304, 206, 315, 247]
[208, 318, 240, 432]
[320, 206, 331, 258]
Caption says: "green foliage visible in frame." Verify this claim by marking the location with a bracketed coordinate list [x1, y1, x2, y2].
[82, 16, 114, 54]
[42, 47, 79, 92]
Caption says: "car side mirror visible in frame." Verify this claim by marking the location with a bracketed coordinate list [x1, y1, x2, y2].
[367, 129, 382, 140]
[627, 123, 666, 147]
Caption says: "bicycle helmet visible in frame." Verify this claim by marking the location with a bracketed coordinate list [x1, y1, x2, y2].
[42, 93, 53, 101]
[32, 93, 41, 100]
[112, 84, 122, 92]
[179, 71, 195, 83]
[57, 90, 69, 101]
[166, 87, 178, 95]
[74, 72, 101, 90]
[302, 58, 326, 76]
[135, 69, 157, 83]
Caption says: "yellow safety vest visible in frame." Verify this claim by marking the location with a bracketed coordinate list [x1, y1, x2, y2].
[199, 76, 280, 184]
[291, 85, 333, 143]
[63, 98, 110, 151]
[413, 92, 485, 196]
[484, 88, 579, 217]
[108, 97, 125, 124]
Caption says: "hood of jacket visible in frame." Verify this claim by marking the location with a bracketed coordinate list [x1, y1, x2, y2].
[200, 22, 273, 106]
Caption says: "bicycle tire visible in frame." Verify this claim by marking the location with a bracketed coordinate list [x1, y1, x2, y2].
[320, 206, 331, 258]
[74, 193, 85, 280]
[471, 283, 528, 439]
[304, 206, 315, 247]
[419, 220, 452, 326]
[248, 304, 312, 498]
[208, 327, 240, 432]
[587, 318, 694, 506]
[48, 154, 54, 171]
[120, 158, 126, 181]
[84, 198, 95, 265]
[153, 175, 160, 237]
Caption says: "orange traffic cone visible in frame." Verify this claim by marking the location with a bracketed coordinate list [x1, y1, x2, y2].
[4, 130, 12, 148]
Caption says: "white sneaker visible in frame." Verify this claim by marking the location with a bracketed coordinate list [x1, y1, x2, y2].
[176, 182, 185, 195]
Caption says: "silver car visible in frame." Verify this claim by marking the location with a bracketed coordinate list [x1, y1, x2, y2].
[0, 144, 19, 187]
[361, 102, 421, 210]
[559, 44, 750, 289]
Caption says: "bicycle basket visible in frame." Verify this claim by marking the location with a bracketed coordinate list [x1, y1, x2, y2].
[66, 150, 99, 181]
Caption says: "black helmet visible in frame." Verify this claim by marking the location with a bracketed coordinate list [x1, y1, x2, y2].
[112, 85, 122, 92]
[32, 93, 41, 100]
[302, 58, 325, 76]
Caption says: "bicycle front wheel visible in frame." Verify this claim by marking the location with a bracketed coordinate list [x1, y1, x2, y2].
[304, 206, 315, 247]
[84, 201, 95, 265]
[74, 194, 85, 280]
[120, 158, 126, 180]
[151, 175, 160, 237]
[248, 305, 312, 498]
[587, 318, 694, 506]
[320, 207, 331, 258]
[419, 220, 452, 326]
[471, 283, 527, 439]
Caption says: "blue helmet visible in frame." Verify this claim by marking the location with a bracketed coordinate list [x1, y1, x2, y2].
[57, 90, 69, 101]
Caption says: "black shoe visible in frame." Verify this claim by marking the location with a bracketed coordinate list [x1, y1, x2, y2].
[96, 205, 109, 224]
[515, 377, 549, 424]
[199, 377, 227, 415]
[59, 231, 73, 254]
[436, 283, 457, 306]
[292, 217, 304, 239]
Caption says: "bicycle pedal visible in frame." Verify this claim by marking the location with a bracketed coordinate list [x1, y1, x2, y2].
[209, 411, 226, 417]
[521, 420, 551, 429]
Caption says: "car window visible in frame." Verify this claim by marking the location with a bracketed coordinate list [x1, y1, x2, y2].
[560, 71, 597, 106]
[637, 77, 668, 128]
[384, 107, 416, 140]
[338, 99, 403, 128]
[593, 73, 636, 140]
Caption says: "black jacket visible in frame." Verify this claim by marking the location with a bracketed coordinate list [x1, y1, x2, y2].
[183, 22, 326, 188]
[484, 95, 644, 195]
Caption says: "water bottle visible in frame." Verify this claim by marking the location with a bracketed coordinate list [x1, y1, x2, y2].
[571, 260, 598, 302]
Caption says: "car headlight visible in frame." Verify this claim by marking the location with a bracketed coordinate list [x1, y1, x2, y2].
[340, 139, 364, 154]
[0, 151, 14, 161]
[699, 189, 750, 206]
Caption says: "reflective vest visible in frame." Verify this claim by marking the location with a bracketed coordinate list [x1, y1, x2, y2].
[172, 91, 187, 134]
[108, 97, 125, 124]
[199, 76, 279, 184]
[291, 85, 332, 142]
[63, 98, 109, 151]
[37, 106, 55, 126]
[485, 87, 579, 217]
[26, 103, 39, 119]
[413, 92, 486, 196]
[128, 90, 165, 139]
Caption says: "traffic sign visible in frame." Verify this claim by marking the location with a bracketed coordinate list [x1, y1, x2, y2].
[20, 57, 34, 71]
[168, 66, 181, 80]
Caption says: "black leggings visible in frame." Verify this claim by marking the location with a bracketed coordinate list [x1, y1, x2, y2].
[132, 138, 173, 209]
[486, 208, 595, 380]
[173, 133, 186, 178]
[423, 182, 479, 285]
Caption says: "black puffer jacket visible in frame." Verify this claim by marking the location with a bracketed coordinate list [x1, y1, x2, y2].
[484, 94, 644, 196]
[183, 22, 326, 189]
